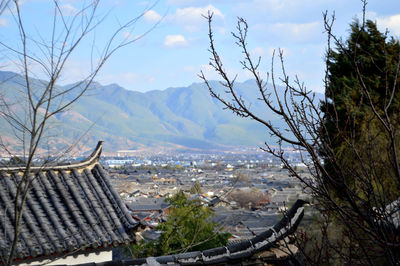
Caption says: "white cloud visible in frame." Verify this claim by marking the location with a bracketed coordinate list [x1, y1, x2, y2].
[60, 4, 77, 16]
[144, 10, 162, 23]
[253, 21, 321, 43]
[364, 11, 378, 20]
[251, 47, 267, 57]
[271, 22, 320, 37]
[123, 32, 133, 39]
[167, 0, 208, 6]
[168, 4, 224, 32]
[258, 0, 286, 11]
[272, 47, 290, 57]
[234, 0, 292, 16]
[164, 35, 188, 47]
[377, 14, 400, 36]
[237, 0, 337, 13]
[0, 18, 8, 27]
[251, 46, 290, 58]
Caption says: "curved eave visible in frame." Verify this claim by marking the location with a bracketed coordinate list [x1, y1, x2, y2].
[77, 199, 308, 266]
[0, 141, 103, 172]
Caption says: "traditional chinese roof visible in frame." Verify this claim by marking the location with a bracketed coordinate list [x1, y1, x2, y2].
[78, 199, 308, 266]
[126, 197, 170, 212]
[0, 141, 138, 262]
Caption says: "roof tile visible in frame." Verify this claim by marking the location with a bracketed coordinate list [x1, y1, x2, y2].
[0, 142, 138, 262]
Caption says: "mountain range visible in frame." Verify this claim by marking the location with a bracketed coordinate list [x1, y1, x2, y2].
[0, 71, 322, 154]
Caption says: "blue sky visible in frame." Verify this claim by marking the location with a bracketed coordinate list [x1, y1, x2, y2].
[0, 0, 399, 93]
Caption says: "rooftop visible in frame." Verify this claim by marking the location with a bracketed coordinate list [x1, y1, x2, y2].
[0, 142, 138, 262]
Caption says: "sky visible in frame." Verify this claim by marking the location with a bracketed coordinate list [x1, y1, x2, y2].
[0, 0, 399, 93]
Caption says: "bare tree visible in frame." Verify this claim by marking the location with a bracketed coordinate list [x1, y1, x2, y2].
[0, 1, 159, 264]
[0, 0, 9, 16]
[227, 188, 267, 209]
[200, 3, 400, 265]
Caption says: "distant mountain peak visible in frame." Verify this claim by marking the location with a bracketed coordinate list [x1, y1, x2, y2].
[0, 70, 323, 152]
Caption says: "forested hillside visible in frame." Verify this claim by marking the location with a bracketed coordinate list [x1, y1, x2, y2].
[0, 71, 321, 152]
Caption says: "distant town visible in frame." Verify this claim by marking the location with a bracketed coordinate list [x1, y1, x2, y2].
[100, 148, 312, 242]
[0, 145, 313, 242]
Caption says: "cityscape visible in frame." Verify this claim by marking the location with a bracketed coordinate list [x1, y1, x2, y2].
[105, 149, 311, 243]
[0, 0, 398, 265]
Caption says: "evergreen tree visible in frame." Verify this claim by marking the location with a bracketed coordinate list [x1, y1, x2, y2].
[322, 19, 400, 200]
[128, 191, 230, 258]
[200, 10, 400, 264]
[189, 181, 202, 194]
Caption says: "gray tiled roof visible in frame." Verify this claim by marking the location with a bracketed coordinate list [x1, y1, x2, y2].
[0, 142, 138, 262]
[77, 199, 308, 266]
[127, 197, 170, 212]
